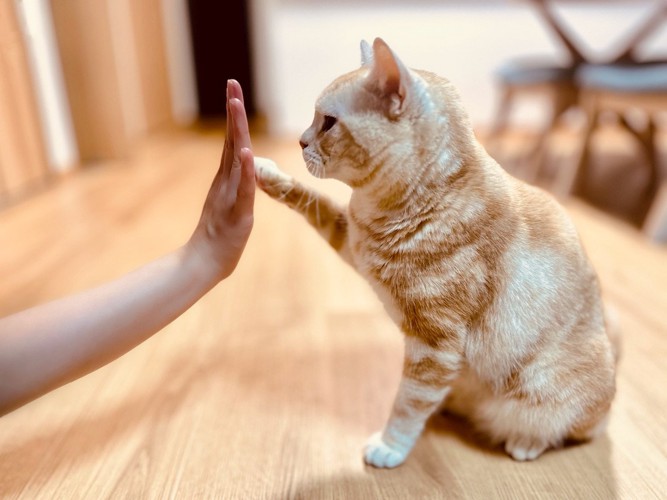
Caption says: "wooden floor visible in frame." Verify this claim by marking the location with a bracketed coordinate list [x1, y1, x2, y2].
[0, 130, 666, 499]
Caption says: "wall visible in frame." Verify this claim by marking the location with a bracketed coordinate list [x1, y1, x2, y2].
[0, 0, 49, 198]
[49, 0, 180, 163]
[161, 0, 198, 126]
[249, 0, 667, 136]
[18, 0, 77, 173]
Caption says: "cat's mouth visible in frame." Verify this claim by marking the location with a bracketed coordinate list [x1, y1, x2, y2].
[303, 152, 326, 179]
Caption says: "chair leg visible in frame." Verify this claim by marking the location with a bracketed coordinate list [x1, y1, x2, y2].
[522, 87, 577, 185]
[553, 94, 598, 200]
[486, 86, 514, 154]
[617, 114, 660, 220]
[520, 113, 556, 185]
[643, 181, 667, 243]
[639, 117, 660, 221]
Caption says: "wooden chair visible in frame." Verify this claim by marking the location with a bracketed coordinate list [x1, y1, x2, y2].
[487, 1, 585, 183]
[551, 2, 667, 239]
[556, 60, 667, 239]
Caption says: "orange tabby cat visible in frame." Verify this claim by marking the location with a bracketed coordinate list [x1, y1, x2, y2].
[255, 38, 617, 468]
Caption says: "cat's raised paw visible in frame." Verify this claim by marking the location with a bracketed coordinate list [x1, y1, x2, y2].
[363, 432, 408, 468]
[254, 157, 288, 180]
[254, 157, 292, 195]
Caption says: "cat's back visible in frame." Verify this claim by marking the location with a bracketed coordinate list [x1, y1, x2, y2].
[492, 171, 602, 316]
[509, 177, 584, 256]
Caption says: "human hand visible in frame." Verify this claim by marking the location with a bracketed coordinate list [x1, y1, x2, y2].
[0, 82, 254, 414]
[186, 79, 255, 284]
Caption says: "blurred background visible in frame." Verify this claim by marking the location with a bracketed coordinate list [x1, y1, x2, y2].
[1, 0, 666, 238]
[3, 4, 667, 496]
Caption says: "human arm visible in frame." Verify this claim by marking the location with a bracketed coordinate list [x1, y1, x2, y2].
[0, 80, 254, 416]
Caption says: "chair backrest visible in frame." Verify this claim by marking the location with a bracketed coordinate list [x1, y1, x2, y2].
[613, 2, 667, 63]
[529, 0, 587, 66]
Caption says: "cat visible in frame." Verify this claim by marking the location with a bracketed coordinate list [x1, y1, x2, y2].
[254, 38, 617, 468]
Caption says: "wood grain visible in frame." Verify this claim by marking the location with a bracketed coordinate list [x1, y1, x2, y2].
[0, 131, 665, 499]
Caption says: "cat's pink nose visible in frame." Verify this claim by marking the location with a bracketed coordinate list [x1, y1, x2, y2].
[299, 139, 308, 150]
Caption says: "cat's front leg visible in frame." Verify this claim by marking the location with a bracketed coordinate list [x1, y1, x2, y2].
[255, 157, 352, 263]
[364, 336, 461, 468]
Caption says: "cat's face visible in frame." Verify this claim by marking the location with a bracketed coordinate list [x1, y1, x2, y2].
[299, 39, 471, 191]
[299, 38, 446, 190]
[298, 66, 371, 185]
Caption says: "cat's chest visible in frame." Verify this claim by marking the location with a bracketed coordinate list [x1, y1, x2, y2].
[348, 218, 419, 318]
[351, 244, 406, 324]
[352, 229, 452, 330]
[347, 213, 485, 322]
[349, 221, 407, 281]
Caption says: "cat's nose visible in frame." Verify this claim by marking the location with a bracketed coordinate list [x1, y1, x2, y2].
[299, 139, 308, 150]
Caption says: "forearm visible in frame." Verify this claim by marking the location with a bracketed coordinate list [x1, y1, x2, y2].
[0, 245, 216, 415]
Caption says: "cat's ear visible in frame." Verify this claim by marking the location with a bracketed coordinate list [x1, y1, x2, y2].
[365, 38, 410, 118]
[360, 40, 373, 66]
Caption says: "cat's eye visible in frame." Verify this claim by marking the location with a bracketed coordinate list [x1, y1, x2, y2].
[321, 115, 337, 133]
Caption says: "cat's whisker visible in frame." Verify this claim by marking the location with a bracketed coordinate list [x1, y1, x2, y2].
[296, 189, 309, 209]
[303, 192, 321, 226]
[305, 157, 325, 180]
[276, 182, 297, 202]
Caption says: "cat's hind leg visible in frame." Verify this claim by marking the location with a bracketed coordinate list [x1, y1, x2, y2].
[474, 397, 564, 461]
[476, 392, 613, 461]
[504, 434, 550, 461]
[477, 337, 615, 461]
[440, 371, 553, 460]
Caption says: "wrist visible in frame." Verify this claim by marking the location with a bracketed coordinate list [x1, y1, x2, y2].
[179, 240, 225, 292]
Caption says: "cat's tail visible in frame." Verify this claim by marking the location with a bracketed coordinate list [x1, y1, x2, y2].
[604, 303, 622, 364]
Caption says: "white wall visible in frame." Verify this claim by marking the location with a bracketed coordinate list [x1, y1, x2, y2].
[161, 0, 197, 126]
[249, 0, 667, 136]
[17, 0, 78, 172]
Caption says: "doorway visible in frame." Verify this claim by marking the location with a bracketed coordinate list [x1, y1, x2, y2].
[187, 0, 255, 119]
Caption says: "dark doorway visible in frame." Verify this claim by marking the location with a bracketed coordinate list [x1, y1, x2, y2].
[187, 0, 255, 119]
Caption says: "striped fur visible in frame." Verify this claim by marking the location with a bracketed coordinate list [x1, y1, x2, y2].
[255, 38, 617, 468]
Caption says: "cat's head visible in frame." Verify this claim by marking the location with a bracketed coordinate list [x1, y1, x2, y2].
[299, 38, 473, 191]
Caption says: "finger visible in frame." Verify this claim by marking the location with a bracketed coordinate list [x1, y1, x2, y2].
[208, 86, 235, 206]
[221, 80, 236, 181]
[227, 79, 245, 104]
[220, 80, 245, 182]
[230, 97, 252, 154]
[224, 98, 249, 200]
[226, 154, 243, 209]
[225, 81, 235, 150]
[234, 147, 255, 217]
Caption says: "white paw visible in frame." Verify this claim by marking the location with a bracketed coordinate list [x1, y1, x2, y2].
[363, 432, 408, 469]
[254, 156, 288, 182]
[505, 436, 548, 461]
